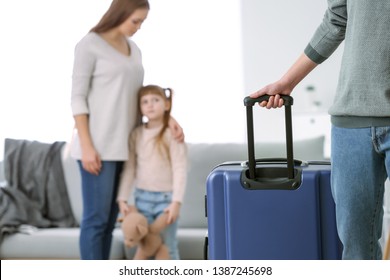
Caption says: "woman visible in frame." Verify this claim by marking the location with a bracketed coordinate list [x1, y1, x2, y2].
[70, 0, 183, 260]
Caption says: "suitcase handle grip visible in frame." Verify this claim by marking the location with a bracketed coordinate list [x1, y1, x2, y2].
[243, 95, 294, 107]
[242, 94, 302, 190]
[248, 158, 305, 166]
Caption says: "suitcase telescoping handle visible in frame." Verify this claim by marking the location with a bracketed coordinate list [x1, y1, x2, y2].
[241, 95, 302, 190]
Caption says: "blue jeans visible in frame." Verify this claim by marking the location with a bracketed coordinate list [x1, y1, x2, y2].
[331, 125, 390, 259]
[78, 161, 123, 260]
[134, 188, 180, 260]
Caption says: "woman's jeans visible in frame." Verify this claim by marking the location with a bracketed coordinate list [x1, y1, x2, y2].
[331, 125, 390, 259]
[78, 161, 123, 260]
[134, 188, 180, 260]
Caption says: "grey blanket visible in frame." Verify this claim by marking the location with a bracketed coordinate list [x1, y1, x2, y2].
[0, 138, 77, 243]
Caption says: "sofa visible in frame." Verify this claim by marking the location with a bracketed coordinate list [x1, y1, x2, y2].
[0, 136, 326, 260]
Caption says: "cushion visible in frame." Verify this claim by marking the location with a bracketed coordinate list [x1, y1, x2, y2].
[0, 228, 124, 259]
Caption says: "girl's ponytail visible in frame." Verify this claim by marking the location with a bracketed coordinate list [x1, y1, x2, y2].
[155, 87, 173, 160]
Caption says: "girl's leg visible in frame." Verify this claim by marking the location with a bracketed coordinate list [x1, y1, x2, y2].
[78, 161, 122, 260]
[133, 189, 157, 260]
[136, 190, 179, 259]
[331, 126, 387, 259]
[153, 192, 180, 260]
[161, 219, 180, 260]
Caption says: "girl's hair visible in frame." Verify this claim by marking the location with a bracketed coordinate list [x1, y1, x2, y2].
[137, 85, 173, 158]
[90, 0, 150, 33]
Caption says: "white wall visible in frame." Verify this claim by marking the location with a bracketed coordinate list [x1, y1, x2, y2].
[240, 0, 344, 156]
[241, 0, 343, 111]
[135, 0, 245, 143]
[0, 0, 343, 160]
[0, 0, 245, 160]
[0, 0, 112, 158]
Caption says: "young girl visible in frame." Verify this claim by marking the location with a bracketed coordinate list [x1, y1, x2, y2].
[117, 85, 187, 260]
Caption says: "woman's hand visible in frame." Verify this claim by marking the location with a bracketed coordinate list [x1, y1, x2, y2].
[81, 145, 101, 175]
[74, 114, 102, 175]
[164, 201, 181, 224]
[169, 116, 185, 142]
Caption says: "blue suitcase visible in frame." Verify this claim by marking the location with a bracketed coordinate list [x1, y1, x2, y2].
[205, 95, 342, 260]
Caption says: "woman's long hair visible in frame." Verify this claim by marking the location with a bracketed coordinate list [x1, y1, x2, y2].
[90, 0, 149, 33]
[137, 85, 173, 159]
